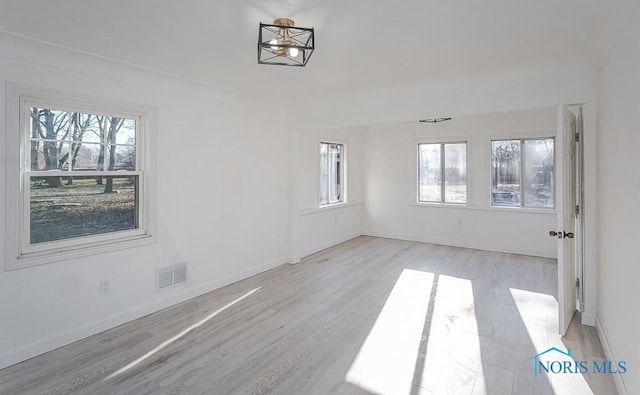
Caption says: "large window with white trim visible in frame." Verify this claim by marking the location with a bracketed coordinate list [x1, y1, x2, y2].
[491, 138, 554, 208]
[8, 91, 150, 266]
[418, 142, 467, 204]
[320, 142, 344, 205]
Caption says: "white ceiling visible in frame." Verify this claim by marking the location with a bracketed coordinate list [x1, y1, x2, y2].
[0, 0, 638, 105]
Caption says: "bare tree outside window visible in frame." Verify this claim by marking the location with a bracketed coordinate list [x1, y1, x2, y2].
[27, 105, 139, 244]
[418, 142, 467, 204]
[491, 138, 554, 208]
[491, 140, 521, 205]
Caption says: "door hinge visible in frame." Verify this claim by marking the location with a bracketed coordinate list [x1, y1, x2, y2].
[575, 205, 580, 216]
[576, 278, 580, 287]
[575, 132, 580, 142]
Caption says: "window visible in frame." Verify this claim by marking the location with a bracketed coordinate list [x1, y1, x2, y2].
[7, 89, 151, 267]
[418, 142, 467, 204]
[320, 142, 344, 205]
[491, 138, 554, 208]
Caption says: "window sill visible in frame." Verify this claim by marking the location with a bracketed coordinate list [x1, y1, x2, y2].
[409, 202, 556, 215]
[485, 205, 556, 214]
[299, 200, 364, 216]
[413, 202, 468, 208]
[7, 233, 155, 271]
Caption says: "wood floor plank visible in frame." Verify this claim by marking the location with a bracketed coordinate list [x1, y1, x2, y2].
[0, 236, 617, 394]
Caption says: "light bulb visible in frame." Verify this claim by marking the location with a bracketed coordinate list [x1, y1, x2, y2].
[288, 47, 299, 57]
[269, 39, 279, 50]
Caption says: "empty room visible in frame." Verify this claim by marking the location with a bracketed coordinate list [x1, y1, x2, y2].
[0, 1, 638, 394]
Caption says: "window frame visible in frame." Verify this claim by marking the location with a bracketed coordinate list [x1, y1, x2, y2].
[417, 141, 468, 205]
[5, 86, 155, 270]
[319, 141, 346, 207]
[490, 136, 555, 209]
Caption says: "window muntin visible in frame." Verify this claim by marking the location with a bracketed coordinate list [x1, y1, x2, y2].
[418, 142, 467, 204]
[320, 142, 344, 205]
[491, 138, 554, 208]
[21, 101, 145, 255]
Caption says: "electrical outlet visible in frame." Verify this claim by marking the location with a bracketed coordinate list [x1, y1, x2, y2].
[100, 280, 111, 294]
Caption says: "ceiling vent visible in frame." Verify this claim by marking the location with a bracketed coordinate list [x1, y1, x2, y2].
[419, 117, 452, 123]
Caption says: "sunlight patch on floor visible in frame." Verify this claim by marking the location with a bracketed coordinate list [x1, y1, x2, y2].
[346, 269, 435, 394]
[347, 271, 482, 394]
[103, 287, 262, 382]
[510, 288, 594, 395]
[427, 275, 481, 394]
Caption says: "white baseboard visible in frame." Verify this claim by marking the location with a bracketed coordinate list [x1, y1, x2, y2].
[288, 257, 301, 264]
[299, 232, 362, 259]
[363, 230, 556, 259]
[581, 312, 596, 327]
[0, 256, 288, 370]
[596, 316, 628, 395]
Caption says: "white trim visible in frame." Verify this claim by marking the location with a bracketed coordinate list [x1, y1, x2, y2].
[580, 312, 596, 327]
[489, 134, 556, 209]
[317, 136, 348, 208]
[488, 130, 557, 141]
[14, 234, 154, 269]
[0, 255, 289, 370]
[363, 230, 555, 259]
[4, 84, 157, 270]
[409, 202, 556, 215]
[413, 135, 470, 145]
[298, 232, 362, 259]
[299, 200, 363, 216]
[581, 102, 597, 330]
[416, 140, 469, 205]
[596, 316, 628, 395]
[319, 140, 346, 207]
[288, 256, 302, 265]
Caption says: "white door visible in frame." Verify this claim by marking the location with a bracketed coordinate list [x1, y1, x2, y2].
[556, 106, 577, 335]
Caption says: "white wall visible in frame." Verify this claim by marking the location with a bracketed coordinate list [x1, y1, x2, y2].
[0, 33, 290, 369]
[292, 126, 364, 260]
[364, 108, 557, 258]
[596, 11, 640, 395]
[288, 67, 596, 129]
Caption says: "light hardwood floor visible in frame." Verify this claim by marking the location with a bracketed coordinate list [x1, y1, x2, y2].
[0, 236, 617, 394]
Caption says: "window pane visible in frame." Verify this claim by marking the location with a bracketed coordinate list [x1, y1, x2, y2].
[101, 144, 137, 171]
[329, 144, 342, 203]
[523, 139, 554, 208]
[116, 119, 136, 145]
[68, 113, 96, 142]
[491, 140, 521, 206]
[418, 144, 441, 202]
[29, 107, 69, 142]
[444, 143, 467, 203]
[30, 141, 70, 171]
[30, 175, 138, 244]
[320, 143, 329, 204]
[72, 143, 102, 170]
[29, 107, 137, 172]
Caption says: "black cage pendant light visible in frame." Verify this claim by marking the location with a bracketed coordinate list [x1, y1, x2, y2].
[258, 18, 315, 67]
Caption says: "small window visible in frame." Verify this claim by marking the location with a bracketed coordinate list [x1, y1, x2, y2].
[12, 95, 149, 263]
[418, 142, 467, 204]
[320, 142, 344, 205]
[491, 138, 554, 208]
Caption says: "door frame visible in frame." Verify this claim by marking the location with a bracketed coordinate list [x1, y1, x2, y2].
[556, 103, 597, 333]
[556, 105, 578, 335]
[578, 103, 597, 327]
